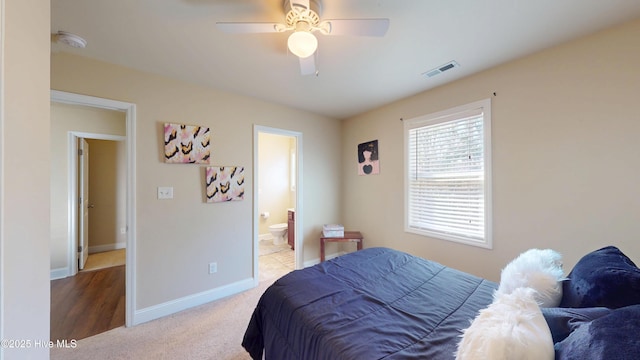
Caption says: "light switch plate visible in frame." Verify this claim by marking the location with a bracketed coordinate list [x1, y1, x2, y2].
[158, 186, 173, 199]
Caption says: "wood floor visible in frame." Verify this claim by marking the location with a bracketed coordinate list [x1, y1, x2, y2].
[50, 265, 125, 341]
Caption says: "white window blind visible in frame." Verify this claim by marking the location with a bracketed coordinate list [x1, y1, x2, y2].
[404, 99, 492, 248]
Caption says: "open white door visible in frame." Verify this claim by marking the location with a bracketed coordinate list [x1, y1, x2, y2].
[78, 138, 90, 270]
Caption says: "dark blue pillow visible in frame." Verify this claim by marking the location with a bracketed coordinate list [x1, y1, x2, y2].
[555, 304, 640, 360]
[560, 246, 640, 309]
[541, 307, 611, 343]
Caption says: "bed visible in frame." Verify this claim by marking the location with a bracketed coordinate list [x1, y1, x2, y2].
[242, 246, 640, 360]
[242, 247, 497, 359]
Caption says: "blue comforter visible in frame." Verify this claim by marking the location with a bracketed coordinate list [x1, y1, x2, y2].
[242, 247, 497, 359]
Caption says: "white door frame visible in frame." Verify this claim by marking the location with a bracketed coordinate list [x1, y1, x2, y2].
[253, 125, 303, 284]
[51, 90, 137, 327]
[0, 0, 5, 349]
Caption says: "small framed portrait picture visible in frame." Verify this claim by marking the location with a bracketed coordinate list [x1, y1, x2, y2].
[357, 140, 379, 176]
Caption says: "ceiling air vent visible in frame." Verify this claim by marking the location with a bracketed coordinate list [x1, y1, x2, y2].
[422, 60, 459, 78]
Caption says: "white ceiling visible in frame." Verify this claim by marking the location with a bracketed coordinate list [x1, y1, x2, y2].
[51, 0, 640, 119]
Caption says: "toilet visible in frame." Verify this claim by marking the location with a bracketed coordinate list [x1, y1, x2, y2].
[268, 223, 288, 245]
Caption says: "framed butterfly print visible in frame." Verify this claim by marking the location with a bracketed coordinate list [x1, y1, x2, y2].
[206, 166, 245, 203]
[164, 123, 211, 164]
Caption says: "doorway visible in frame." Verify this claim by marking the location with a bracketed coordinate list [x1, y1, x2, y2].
[76, 136, 127, 272]
[50, 90, 137, 327]
[253, 126, 303, 283]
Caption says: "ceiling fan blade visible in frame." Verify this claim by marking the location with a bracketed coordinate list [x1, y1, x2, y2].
[216, 22, 283, 34]
[320, 18, 390, 37]
[299, 54, 317, 76]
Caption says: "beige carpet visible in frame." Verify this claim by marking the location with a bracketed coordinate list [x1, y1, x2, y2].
[51, 247, 294, 360]
[82, 249, 126, 272]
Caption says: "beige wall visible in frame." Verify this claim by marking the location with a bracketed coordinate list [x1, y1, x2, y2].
[342, 18, 640, 282]
[51, 52, 342, 309]
[50, 102, 126, 270]
[1, 0, 51, 358]
[258, 133, 294, 235]
[87, 139, 127, 251]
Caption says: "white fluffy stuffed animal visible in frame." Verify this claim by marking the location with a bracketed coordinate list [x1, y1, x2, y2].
[497, 248, 564, 307]
[455, 287, 555, 360]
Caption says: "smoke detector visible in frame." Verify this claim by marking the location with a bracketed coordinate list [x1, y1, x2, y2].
[56, 31, 87, 48]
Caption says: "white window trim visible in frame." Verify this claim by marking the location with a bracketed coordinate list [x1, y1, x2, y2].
[404, 99, 493, 249]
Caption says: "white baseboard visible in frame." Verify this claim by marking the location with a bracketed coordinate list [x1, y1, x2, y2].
[89, 242, 126, 254]
[132, 277, 256, 326]
[51, 243, 127, 280]
[303, 251, 346, 268]
[50, 267, 69, 280]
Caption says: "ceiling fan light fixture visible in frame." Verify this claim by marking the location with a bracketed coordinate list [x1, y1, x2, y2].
[287, 31, 317, 58]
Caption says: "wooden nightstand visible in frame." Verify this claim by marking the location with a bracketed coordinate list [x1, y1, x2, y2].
[320, 231, 363, 262]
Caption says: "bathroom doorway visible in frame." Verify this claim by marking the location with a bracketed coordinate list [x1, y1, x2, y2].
[253, 126, 302, 283]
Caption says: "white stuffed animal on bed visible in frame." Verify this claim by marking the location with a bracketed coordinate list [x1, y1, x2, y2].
[455, 287, 555, 360]
[497, 248, 564, 307]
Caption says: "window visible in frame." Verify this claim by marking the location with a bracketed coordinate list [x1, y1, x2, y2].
[404, 99, 492, 248]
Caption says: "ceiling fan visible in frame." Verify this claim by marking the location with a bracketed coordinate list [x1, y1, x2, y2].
[216, 0, 390, 76]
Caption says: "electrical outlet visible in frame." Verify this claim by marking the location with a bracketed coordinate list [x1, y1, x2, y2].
[120, 227, 126, 234]
[158, 186, 173, 199]
[208, 262, 217, 274]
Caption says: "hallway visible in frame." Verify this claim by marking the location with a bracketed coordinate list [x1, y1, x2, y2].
[50, 264, 125, 341]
